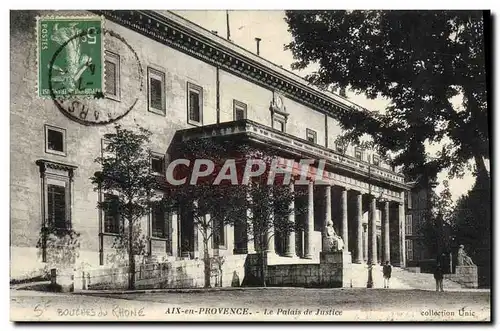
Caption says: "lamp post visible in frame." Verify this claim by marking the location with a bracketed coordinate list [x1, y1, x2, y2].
[366, 162, 384, 289]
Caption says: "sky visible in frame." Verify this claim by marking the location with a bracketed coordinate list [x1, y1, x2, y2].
[172, 10, 487, 203]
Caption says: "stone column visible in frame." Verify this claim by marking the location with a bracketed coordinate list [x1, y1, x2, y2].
[363, 224, 368, 262]
[246, 189, 256, 254]
[383, 200, 390, 263]
[171, 211, 178, 257]
[226, 223, 234, 253]
[322, 185, 332, 252]
[399, 201, 406, 267]
[304, 180, 314, 259]
[369, 195, 377, 265]
[355, 192, 363, 263]
[285, 181, 296, 257]
[193, 221, 200, 259]
[341, 188, 348, 249]
[265, 188, 275, 254]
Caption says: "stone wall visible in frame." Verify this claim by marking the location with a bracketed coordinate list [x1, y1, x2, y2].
[73, 254, 246, 290]
[445, 266, 478, 289]
[243, 252, 352, 288]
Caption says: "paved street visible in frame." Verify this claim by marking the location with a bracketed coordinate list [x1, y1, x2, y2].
[10, 287, 490, 322]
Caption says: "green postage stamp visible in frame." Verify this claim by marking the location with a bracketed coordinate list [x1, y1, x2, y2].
[37, 16, 104, 98]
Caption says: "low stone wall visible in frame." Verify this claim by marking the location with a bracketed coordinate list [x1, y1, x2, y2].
[72, 254, 247, 291]
[267, 263, 321, 287]
[445, 266, 478, 288]
[243, 252, 352, 288]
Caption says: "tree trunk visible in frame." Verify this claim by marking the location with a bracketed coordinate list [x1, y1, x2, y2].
[203, 243, 211, 288]
[260, 252, 267, 287]
[128, 217, 135, 290]
[474, 154, 489, 184]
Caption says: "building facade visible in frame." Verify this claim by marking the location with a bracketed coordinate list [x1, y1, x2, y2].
[10, 10, 411, 283]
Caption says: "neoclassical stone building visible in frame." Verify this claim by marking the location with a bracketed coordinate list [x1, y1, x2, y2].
[10, 10, 411, 285]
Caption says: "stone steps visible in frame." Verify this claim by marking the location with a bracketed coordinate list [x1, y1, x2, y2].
[391, 267, 466, 290]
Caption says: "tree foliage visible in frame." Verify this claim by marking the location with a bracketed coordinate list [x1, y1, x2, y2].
[285, 10, 489, 180]
[91, 124, 161, 290]
[418, 180, 454, 258]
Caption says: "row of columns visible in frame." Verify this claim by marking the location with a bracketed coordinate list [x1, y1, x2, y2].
[246, 180, 405, 266]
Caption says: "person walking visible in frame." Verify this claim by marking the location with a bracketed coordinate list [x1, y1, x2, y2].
[382, 261, 392, 289]
[434, 263, 444, 292]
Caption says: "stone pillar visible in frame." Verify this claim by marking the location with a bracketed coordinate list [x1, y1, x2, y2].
[355, 192, 363, 263]
[285, 181, 296, 257]
[171, 211, 178, 257]
[341, 188, 348, 249]
[383, 200, 390, 263]
[226, 223, 234, 253]
[265, 188, 275, 254]
[369, 196, 377, 265]
[322, 185, 332, 252]
[399, 201, 406, 267]
[193, 221, 200, 259]
[246, 189, 256, 254]
[304, 181, 314, 259]
[363, 224, 368, 262]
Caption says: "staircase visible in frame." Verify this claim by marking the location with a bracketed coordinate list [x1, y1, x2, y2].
[349, 264, 465, 290]
[391, 267, 465, 290]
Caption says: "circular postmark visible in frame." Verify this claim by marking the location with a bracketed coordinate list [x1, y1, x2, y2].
[48, 25, 143, 125]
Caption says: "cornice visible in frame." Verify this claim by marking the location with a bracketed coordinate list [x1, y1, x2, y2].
[36, 159, 78, 179]
[93, 10, 374, 123]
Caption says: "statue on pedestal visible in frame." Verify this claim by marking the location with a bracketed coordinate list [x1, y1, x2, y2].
[324, 220, 344, 252]
[457, 244, 475, 266]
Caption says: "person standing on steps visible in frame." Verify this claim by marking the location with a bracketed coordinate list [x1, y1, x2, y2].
[382, 261, 392, 289]
[434, 263, 444, 292]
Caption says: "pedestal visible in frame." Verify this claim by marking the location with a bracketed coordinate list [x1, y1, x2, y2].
[55, 267, 74, 292]
[319, 251, 352, 288]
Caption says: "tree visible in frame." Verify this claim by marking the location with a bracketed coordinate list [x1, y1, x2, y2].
[163, 181, 248, 288]
[285, 10, 489, 181]
[246, 180, 303, 286]
[418, 180, 454, 259]
[91, 125, 161, 290]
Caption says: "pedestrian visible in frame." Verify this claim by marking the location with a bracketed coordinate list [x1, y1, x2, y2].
[434, 263, 444, 292]
[382, 261, 392, 288]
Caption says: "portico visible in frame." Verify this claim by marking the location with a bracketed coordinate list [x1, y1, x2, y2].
[169, 119, 410, 267]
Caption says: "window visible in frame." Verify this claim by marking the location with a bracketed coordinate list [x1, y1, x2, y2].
[103, 194, 120, 234]
[151, 153, 165, 175]
[306, 129, 317, 143]
[47, 184, 68, 229]
[273, 118, 285, 132]
[372, 154, 380, 167]
[148, 67, 165, 114]
[213, 218, 226, 248]
[187, 82, 203, 125]
[36, 159, 76, 262]
[105, 52, 120, 100]
[405, 214, 413, 235]
[355, 148, 363, 160]
[151, 205, 170, 238]
[45, 125, 66, 156]
[233, 100, 247, 120]
[406, 239, 413, 261]
[406, 191, 413, 209]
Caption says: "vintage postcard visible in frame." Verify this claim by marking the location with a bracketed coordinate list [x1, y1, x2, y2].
[10, 9, 491, 322]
